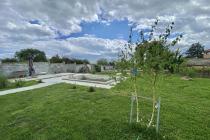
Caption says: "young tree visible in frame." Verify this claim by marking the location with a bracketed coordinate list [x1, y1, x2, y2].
[15, 48, 47, 62]
[119, 19, 183, 127]
[186, 42, 204, 58]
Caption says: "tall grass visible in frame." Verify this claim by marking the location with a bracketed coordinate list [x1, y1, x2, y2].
[0, 75, 8, 89]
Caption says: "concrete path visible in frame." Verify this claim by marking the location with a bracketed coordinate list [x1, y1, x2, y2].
[0, 74, 68, 96]
[0, 73, 114, 96]
[0, 83, 55, 96]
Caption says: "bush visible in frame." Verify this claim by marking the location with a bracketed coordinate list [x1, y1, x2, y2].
[91, 70, 96, 74]
[37, 79, 43, 83]
[88, 86, 95, 92]
[2, 58, 18, 63]
[95, 65, 101, 72]
[0, 75, 8, 89]
[50, 55, 63, 63]
[15, 79, 24, 88]
[179, 67, 197, 77]
[72, 85, 77, 89]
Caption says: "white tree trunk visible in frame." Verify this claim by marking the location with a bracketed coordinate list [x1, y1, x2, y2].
[148, 72, 157, 127]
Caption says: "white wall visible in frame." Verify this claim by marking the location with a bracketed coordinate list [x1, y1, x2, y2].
[0, 62, 94, 78]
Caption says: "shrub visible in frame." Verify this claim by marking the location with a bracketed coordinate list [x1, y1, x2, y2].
[2, 58, 18, 63]
[88, 86, 95, 92]
[95, 65, 101, 72]
[179, 67, 197, 77]
[91, 70, 96, 74]
[37, 79, 43, 83]
[15, 79, 24, 88]
[0, 75, 8, 89]
[72, 85, 77, 89]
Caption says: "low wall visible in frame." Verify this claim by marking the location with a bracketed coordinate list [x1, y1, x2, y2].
[187, 58, 210, 66]
[0, 62, 93, 78]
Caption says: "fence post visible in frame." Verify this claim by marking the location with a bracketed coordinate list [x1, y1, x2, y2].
[156, 97, 161, 133]
[129, 95, 135, 124]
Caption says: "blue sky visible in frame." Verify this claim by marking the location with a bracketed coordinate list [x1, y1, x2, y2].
[56, 19, 132, 40]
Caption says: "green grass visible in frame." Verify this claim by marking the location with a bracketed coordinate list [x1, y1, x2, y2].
[0, 74, 210, 139]
[0, 80, 39, 91]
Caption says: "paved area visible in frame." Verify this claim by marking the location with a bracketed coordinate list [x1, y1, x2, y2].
[0, 73, 115, 96]
[0, 82, 55, 96]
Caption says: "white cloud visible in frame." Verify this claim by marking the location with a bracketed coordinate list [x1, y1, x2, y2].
[0, 0, 210, 61]
[0, 36, 126, 62]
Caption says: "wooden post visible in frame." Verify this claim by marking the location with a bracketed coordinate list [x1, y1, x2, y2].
[129, 96, 135, 124]
[156, 97, 161, 133]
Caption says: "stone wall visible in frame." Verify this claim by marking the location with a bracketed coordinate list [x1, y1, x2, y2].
[0, 62, 93, 78]
[186, 58, 210, 66]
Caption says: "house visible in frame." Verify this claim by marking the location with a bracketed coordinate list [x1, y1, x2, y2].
[203, 49, 210, 59]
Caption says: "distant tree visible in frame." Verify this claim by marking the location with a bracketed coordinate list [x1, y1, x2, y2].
[2, 58, 18, 63]
[97, 58, 108, 65]
[82, 59, 90, 64]
[186, 42, 204, 58]
[15, 48, 47, 62]
[50, 55, 63, 63]
[50, 56, 90, 64]
[108, 60, 116, 66]
[62, 57, 74, 64]
[73, 59, 83, 64]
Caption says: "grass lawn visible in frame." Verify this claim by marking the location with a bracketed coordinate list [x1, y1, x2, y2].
[0, 80, 39, 91]
[0, 74, 209, 139]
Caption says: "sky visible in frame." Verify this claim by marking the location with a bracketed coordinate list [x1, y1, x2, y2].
[0, 0, 209, 62]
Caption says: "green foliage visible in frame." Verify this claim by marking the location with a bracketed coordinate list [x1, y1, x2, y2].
[72, 85, 77, 89]
[0, 80, 38, 91]
[116, 60, 130, 74]
[59, 57, 70, 64]
[50, 55, 90, 64]
[135, 41, 171, 72]
[135, 41, 184, 73]
[179, 66, 210, 78]
[119, 20, 183, 74]
[73, 59, 89, 64]
[88, 86, 95, 92]
[94, 64, 101, 72]
[15, 48, 47, 62]
[179, 67, 197, 77]
[0, 75, 8, 89]
[186, 42, 204, 58]
[118, 20, 183, 127]
[97, 58, 108, 65]
[37, 79, 43, 83]
[49, 55, 63, 63]
[14, 79, 24, 88]
[63, 57, 90, 64]
[2, 58, 18, 63]
[82, 59, 90, 64]
[108, 60, 116, 66]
